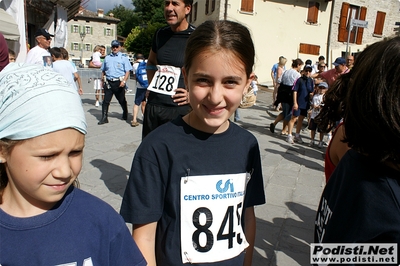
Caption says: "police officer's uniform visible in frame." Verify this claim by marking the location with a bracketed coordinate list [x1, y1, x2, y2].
[98, 40, 132, 125]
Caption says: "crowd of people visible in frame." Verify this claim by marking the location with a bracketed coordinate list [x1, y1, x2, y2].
[269, 52, 353, 148]
[1, 0, 399, 263]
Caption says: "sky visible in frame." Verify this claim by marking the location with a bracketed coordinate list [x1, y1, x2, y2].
[85, 0, 134, 13]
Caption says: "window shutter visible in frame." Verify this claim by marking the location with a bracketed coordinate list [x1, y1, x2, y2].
[299, 43, 320, 55]
[71, 43, 73, 50]
[356, 6, 367, 44]
[338, 2, 349, 42]
[71, 25, 73, 33]
[111, 29, 114, 36]
[307, 2, 320, 24]
[91, 26, 93, 35]
[79, 25, 81, 33]
[104, 28, 106, 36]
[241, 0, 254, 13]
[374, 11, 386, 35]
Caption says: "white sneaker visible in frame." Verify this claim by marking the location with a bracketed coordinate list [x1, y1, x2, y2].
[95, 100, 99, 107]
[294, 135, 304, 144]
[318, 141, 324, 149]
[286, 135, 294, 144]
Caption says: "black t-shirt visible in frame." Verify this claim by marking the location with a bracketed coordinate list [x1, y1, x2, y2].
[148, 25, 195, 107]
[315, 149, 400, 264]
[121, 116, 266, 265]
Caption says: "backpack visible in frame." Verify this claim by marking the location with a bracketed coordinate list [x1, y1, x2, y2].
[135, 61, 148, 88]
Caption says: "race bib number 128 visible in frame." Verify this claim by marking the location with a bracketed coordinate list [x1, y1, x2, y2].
[180, 173, 250, 264]
[147, 65, 180, 96]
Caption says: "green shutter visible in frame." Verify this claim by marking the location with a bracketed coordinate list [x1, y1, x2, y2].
[111, 29, 114, 36]
[71, 43, 73, 50]
[79, 25, 81, 33]
[71, 25, 73, 33]
[91, 27, 93, 34]
[104, 28, 106, 36]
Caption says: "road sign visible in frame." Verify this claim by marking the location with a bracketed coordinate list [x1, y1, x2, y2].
[351, 19, 368, 28]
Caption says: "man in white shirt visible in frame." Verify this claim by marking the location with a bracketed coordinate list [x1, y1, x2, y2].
[25, 28, 53, 66]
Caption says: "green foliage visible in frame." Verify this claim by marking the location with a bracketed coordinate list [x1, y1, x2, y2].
[132, 0, 165, 24]
[106, 1, 166, 56]
[106, 5, 140, 37]
[125, 22, 166, 57]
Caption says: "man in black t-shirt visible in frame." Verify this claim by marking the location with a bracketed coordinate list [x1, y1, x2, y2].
[143, 0, 195, 139]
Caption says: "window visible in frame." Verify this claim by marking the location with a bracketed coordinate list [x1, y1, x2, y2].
[205, 0, 209, 15]
[374, 11, 386, 36]
[85, 44, 91, 51]
[241, 0, 254, 13]
[299, 43, 320, 55]
[72, 43, 79, 51]
[72, 25, 78, 33]
[193, 2, 198, 21]
[105, 28, 111, 36]
[211, 0, 215, 12]
[85, 26, 91, 34]
[307, 1, 320, 24]
[338, 2, 366, 44]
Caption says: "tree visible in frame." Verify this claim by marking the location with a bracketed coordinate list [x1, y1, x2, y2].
[132, 0, 165, 24]
[125, 22, 165, 57]
[107, 5, 140, 37]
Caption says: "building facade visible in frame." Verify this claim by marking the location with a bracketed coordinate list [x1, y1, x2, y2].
[189, 0, 400, 85]
[67, 8, 119, 67]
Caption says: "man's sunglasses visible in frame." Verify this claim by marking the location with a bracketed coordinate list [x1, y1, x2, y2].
[112, 46, 119, 48]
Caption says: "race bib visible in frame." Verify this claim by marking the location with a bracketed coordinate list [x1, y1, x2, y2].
[147, 65, 180, 96]
[180, 173, 251, 264]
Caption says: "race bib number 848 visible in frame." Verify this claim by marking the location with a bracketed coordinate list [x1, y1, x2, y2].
[180, 173, 250, 264]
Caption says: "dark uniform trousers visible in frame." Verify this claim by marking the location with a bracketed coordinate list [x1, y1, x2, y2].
[98, 80, 128, 124]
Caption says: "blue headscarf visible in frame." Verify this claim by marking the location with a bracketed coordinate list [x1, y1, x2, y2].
[0, 63, 87, 140]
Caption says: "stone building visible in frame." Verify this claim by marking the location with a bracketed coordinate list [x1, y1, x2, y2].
[67, 8, 120, 67]
[189, 0, 400, 85]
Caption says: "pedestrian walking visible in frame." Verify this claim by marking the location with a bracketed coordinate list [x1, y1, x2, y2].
[131, 53, 148, 127]
[98, 40, 132, 125]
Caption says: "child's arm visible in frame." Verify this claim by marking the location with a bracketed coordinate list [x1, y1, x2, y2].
[133, 222, 158, 266]
[243, 206, 256, 266]
[74, 72, 83, 95]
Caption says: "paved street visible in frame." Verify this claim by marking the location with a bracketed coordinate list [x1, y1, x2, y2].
[78, 76, 325, 266]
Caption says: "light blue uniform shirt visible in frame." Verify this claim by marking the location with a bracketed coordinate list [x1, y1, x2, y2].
[101, 52, 132, 80]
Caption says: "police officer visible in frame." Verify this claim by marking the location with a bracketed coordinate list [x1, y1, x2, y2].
[98, 40, 132, 125]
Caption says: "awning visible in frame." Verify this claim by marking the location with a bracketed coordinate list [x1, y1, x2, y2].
[0, 8, 19, 41]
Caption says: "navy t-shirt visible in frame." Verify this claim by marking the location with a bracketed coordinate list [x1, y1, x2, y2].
[293, 75, 314, 109]
[121, 116, 266, 265]
[315, 149, 400, 264]
[148, 25, 195, 107]
[0, 187, 146, 266]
